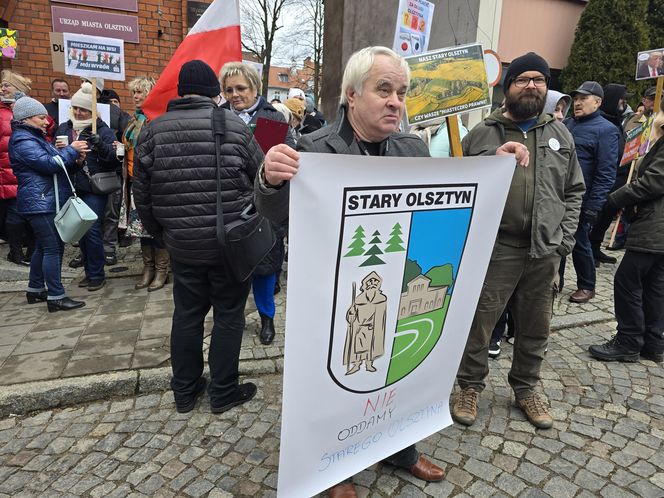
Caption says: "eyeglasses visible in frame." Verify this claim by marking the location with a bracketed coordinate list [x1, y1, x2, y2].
[224, 85, 250, 95]
[513, 77, 547, 88]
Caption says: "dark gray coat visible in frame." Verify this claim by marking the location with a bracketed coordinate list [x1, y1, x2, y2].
[609, 136, 664, 254]
[133, 96, 264, 265]
[255, 106, 429, 225]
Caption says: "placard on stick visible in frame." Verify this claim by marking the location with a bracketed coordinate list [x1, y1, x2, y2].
[62, 32, 125, 81]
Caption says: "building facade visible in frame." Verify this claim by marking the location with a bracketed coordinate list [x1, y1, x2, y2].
[0, 0, 211, 108]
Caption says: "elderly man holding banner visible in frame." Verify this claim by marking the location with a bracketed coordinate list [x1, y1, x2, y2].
[256, 45, 527, 498]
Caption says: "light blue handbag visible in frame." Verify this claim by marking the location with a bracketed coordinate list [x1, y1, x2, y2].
[52, 156, 98, 243]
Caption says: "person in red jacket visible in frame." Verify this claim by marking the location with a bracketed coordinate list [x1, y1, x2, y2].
[0, 69, 35, 265]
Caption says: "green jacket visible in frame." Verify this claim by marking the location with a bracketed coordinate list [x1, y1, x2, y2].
[462, 108, 585, 258]
[610, 137, 664, 254]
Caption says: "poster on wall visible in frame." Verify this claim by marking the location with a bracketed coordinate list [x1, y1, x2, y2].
[0, 29, 18, 59]
[635, 48, 664, 80]
[277, 152, 515, 497]
[49, 32, 65, 73]
[392, 0, 434, 57]
[405, 43, 491, 126]
[63, 32, 125, 81]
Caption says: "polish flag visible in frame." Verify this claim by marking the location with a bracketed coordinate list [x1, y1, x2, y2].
[141, 0, 241, 120]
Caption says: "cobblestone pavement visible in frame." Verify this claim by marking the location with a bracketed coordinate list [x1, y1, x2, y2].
[0, 239, 615, 388]
[1, 319, 664, 498]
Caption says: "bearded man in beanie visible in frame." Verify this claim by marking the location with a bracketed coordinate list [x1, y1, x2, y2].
[133, 60, 264, 414]
[452, 52, 585, 429]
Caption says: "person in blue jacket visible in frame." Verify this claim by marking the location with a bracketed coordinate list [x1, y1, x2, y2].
[562, 81, 620, 303]
[9, 96, 88, 312]
[55, 82, 120, 292]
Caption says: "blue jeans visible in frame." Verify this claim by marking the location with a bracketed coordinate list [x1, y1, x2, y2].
[26, 213, 66, 300]
[252, 273, 277, 317]
[560, 222, 595, 291]
[79, 192, 108, 281]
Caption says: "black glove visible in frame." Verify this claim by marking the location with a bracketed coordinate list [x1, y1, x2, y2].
[87, 133, 101, 148]
[580, 209, 598, 225]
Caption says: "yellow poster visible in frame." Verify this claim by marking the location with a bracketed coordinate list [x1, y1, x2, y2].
[405, 43, 490, 125]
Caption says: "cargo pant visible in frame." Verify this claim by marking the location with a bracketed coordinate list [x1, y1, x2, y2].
[456, 242, 559, 400]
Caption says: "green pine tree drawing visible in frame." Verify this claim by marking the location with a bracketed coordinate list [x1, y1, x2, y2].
[384, 222, 406, 252]
[344, 225, 366, 257]
[361, 230, 386, 266]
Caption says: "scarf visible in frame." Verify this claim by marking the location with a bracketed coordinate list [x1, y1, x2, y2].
[123, 109, 148, 150]
[232, 96, 262, 124]
[69, 107, 93, 135]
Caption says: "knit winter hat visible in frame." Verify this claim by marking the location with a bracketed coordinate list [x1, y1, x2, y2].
[284, 97, 305, 120]
[12, 95, 48, 121]
[177, 60, 220, 97]
[81, 77, 104, 93]
[288, 88, 305, 100]
[1, 70, 32, 94]
[71, 82, 94, 111]
[504, 52, 550, 89]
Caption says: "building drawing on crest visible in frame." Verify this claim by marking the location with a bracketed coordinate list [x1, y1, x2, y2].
[399, 274, 447, 319]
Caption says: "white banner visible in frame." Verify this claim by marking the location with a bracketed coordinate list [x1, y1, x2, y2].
[63, 32, 125, 81]
[278, 153, 515, 497]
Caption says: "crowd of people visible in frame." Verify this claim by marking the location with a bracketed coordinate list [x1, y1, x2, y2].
[1, 44, 663, 497]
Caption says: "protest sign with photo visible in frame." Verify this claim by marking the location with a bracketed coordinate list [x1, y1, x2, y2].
[635, 48, 664, 80]
[405, 43, 490, 126]
[63, 32, 125, 81]
[620, 122, 645, 166]
[277, 153, 514, 497]
[392, 0, 434, 58]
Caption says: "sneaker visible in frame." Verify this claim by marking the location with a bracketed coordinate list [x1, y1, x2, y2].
[488, 339, 501, 359]
[517, 393, 553, 429]
[174, 378, 207, 414]
[452, 387, 479, 426]
[104, 253, 117, 266]
[68, 255, 84, 268]
[210, 382, 257, 414]
[87, 279, 106, 292]
[588, 336, 639, 362]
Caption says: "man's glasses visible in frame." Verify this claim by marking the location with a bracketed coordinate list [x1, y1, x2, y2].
[513, 77, 547, 88]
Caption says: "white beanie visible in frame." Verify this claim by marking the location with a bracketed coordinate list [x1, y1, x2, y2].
[288, 88, 305, 100]
[71, 82, 94, 111]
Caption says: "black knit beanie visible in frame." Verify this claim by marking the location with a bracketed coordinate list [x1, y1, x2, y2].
[504, 52, 550, 89]
[177, 60, 221, 98]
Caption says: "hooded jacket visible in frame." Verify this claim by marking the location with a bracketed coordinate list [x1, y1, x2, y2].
[462, 107, 585, 257]
[543, 90, 571, 119]
[0, 101, 16, 200]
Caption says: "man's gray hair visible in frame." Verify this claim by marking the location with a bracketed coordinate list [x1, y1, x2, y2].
[340, 46, 410, 105]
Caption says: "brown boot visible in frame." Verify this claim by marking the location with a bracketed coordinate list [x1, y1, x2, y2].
[148, 248, 170, 292]
[135, 245, 155, 290]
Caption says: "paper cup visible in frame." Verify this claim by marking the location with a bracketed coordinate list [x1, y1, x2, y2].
[116, 143, 125, 160]
[56, 135, 69, 146]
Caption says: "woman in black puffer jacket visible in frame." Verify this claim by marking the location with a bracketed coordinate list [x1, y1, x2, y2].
[55, 83, 119, 292]
[220, 62, 293, 345]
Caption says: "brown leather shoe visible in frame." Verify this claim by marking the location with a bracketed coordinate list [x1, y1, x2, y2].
[327, 482, 357, 498]
[517, 393, 553, 429]
[569, 289, 594, 303]
[409, 456, 445, 482]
